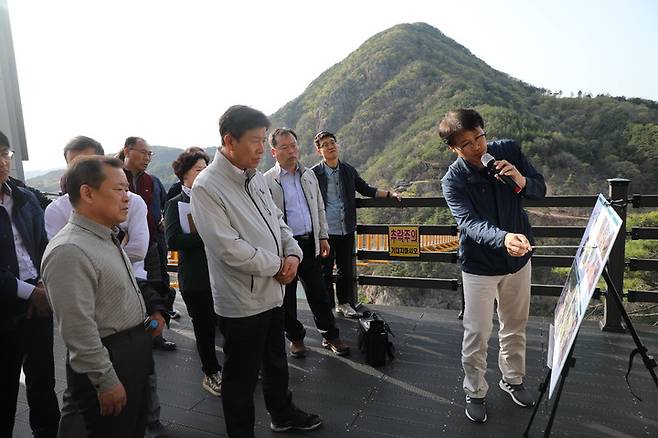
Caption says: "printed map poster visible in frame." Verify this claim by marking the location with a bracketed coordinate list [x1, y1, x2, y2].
[549, 194, 622, 398]
[388, 226, 420, 257]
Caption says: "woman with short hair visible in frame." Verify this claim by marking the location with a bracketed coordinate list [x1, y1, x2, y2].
[164, 149, 222, 396]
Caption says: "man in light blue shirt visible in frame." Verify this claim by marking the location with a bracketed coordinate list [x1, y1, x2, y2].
[279, 167, 313, 237]
[265, 128, 349, 357]
[324, 164, 347, 236]
[311, 131, 401, 317]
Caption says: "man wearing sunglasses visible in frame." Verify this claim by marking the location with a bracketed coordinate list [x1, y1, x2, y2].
[439, 109, 546, 424]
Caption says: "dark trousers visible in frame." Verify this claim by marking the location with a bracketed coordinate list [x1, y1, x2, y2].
[0, 314, 60, 438]
[67, 325, 153, 438]
[145, 240, 174, 310]
[284, 237, 339, 341]
[155, 232, 171, 290]
[321, 234, 356, 307]
[180, 289, 221, 375]
[219, 307, 296, 438]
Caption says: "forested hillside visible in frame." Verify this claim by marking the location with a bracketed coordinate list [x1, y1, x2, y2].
[27, 22, 657, 312]
[266, 22, 658, 311]
[268, 22, 658, 198]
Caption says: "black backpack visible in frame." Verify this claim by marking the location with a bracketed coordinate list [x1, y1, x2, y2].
[358, 312, 394, 367]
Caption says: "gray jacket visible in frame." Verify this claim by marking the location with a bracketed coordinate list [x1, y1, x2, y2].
[42, 212, 146, 393]
[190, 150, 302, 318]
[264, 162, 329, 257]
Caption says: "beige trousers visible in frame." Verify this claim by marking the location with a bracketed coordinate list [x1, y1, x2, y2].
[461, 260, 531, 398]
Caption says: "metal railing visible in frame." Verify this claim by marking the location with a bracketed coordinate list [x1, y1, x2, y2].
[353, 178, 658, 330]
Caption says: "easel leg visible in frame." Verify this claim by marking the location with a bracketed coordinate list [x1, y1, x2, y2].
[525, 341, 577, 437]
[523, 369, 551, 437]
[602, 268, 658, 387]
[543, 354, 575, 438]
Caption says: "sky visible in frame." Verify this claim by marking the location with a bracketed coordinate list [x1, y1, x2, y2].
[6, 0, 658, 172]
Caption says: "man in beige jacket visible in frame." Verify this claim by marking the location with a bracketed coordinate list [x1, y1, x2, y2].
[264, 127, 349, 358]
[191, 105, 322, 437]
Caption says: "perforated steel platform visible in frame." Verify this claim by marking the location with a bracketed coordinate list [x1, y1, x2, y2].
[12, 298, 658, 437]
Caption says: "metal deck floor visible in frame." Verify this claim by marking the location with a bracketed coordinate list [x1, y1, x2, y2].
[13, 298, 658, 437]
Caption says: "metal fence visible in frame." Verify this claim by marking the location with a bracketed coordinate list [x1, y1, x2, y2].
[353, 178, 658, 331]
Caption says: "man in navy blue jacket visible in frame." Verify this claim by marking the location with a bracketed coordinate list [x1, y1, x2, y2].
[439, 109, 546, 424]
[0, 132, 60, 437]
[311, 131, 400, 317]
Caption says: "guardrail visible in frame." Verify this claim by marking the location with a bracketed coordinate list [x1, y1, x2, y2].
[352, 178, 658, 331]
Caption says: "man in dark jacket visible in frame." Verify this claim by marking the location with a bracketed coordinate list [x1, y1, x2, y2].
[311, 131, 400, 317]
[439, 109, 546, 424]
[9, 175, 51, 210]
[0, 133, 60, 437]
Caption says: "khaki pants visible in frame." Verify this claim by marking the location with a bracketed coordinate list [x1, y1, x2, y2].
[461, 260, 531, 398]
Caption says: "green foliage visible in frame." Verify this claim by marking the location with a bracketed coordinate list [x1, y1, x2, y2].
[267, 22, 658, 308]
[268, 23, 658, 204]
[625, 211, 658, 290]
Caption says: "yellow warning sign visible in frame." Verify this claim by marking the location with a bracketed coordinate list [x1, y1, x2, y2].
[388, 226, 420, 257]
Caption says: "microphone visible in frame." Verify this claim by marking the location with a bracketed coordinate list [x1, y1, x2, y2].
[481, 153, 522, 194]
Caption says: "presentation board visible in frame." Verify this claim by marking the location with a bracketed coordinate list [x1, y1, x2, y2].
[549, 194, 623, 397]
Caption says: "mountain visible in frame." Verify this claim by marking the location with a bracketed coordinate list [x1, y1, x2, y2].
[266, 22, 658, 309]
[267, 22, 658, 198]
[27, 146, 217, 193]
[24, 23, 658, 311]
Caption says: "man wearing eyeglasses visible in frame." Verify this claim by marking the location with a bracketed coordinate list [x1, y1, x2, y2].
[120, 137, 172, 437]
[311, 131, 401, 318]
[121, 137, 176, 336]
[265, 128, 349, 358]
[0, 131, 60, 437]
[439, 109, 546, 423]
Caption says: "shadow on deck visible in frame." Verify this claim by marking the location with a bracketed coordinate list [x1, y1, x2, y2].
[13, 297, 658, 437]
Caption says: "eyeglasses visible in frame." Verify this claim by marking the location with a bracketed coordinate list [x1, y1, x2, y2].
[275, 142, 298, 152]
[454, 131, 486, 151]
[318, 138, 337, 149]
[130, 148, 155, 157]
[0, 150, 14, 160]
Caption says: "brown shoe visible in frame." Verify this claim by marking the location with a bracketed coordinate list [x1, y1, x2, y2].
[322, 338, 350, 356]
[289, 340, 307, 358]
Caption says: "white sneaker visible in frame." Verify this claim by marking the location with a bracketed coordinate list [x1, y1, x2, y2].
[335, 303, 357, 318]
[202, 371, 222, 396]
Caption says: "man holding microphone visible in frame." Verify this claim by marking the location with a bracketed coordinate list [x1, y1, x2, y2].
[439, 109, 546, 423]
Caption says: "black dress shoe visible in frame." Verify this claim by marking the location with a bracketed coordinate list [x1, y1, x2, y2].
[153, 335, 176, 351]
[168, 308, 182, 320]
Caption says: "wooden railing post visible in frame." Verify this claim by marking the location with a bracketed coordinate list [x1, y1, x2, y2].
[600, 178, 630, 332]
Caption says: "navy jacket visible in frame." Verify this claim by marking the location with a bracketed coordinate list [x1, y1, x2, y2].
[441, 139, 546, 275]
[9, 176, 52, 210]
[1, 181, 48, 329]
[312, 160, 378, 235]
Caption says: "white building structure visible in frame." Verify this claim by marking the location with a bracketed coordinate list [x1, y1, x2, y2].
[0, 0, 27, 180]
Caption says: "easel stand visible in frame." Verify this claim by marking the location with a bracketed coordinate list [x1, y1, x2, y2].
[524, 267, 658, 437]
[601, 268, 658, 388]
[523, 343, 576, 438]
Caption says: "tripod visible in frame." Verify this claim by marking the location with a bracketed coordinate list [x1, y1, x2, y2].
[524, 267, 657, 437]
